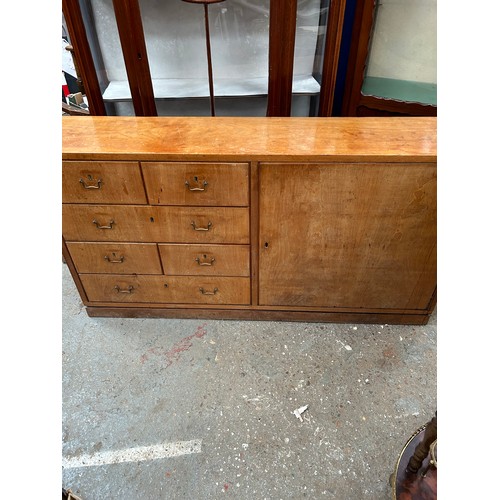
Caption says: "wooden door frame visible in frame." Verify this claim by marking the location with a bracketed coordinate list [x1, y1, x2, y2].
[266, 0, 297, 116]
[112, 0, 157, 116]
[62, 0, 107, 115]
[267, 0, 347, 117]
[317, 0, 347, 116]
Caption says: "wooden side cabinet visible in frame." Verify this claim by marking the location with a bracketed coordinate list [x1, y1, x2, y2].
[62, 116, 436, 324]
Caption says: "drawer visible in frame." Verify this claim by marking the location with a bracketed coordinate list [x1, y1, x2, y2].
[66, 242, 162, 274]
[62, 205, 249, 244]
[159, 244, 249, 276]
[142, 162, 249, 206]
[62, 161, 147, 204]
[80, 274, 250, 305]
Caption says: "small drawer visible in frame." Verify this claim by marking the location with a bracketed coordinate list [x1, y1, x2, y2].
[80, 274, 250, 305]
[66, 242, 162, 274]
[141, 162, 249, 206]
[62, 161, 147, 204]
[62, 205, 249, 244]
[159, 244, 250, 276]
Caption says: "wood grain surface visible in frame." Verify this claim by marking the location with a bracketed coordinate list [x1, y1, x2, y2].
[62, 205, 249, 244]
[62, 117, 436, 162]
[259, 162, 436, 310]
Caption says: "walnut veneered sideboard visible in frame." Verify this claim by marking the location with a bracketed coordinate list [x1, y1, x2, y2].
[62, 116, 436, 324]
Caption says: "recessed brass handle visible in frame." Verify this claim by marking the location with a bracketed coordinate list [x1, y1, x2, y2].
[93, 219, 115, 229]
[191, 221, 212, 231]
[104, 254, 124, 263]
[195, 256, 215, 266]
[114, 285, 133, 293]
[185, 179, 208, 191]
[79, 176, 102, 189]
[199, 287, 218, 295]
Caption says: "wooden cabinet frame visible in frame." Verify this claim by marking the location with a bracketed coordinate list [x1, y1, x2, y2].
[62, 116, 437, 324]
[342, 0, 437, 117]
[63, 0, 347, 117]
[62, 0, 107, 115]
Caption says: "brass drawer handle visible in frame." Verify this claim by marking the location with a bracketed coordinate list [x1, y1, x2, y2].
[93, 219, 115, 229]
[114, 285, 133, 294]
[191, 221, 212, 231]
[199, 287, 218, 295]
[195, 256, 215, 266]
[104, 254, 124, 263]
[185, 179, 208, 191]
[79, 176, 102, 189]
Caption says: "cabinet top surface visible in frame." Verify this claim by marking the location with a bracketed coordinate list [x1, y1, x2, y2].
[62, 117, 436, 162]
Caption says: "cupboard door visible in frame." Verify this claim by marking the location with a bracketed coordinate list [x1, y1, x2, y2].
[259, 163, 436, 310]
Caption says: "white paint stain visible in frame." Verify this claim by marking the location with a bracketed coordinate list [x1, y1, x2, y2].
[62, 439, 202, 469]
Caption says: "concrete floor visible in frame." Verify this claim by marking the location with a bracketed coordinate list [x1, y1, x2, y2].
[62, 262, 437, 499]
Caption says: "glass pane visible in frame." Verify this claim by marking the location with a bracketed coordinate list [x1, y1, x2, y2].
[139, 0, 271, 116]
[292, 0, 324, 116]
[362, 0, 437, 105]
[73, 0, 338, 116]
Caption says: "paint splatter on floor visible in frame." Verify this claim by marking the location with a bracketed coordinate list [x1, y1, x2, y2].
[140, 324, 207, 366]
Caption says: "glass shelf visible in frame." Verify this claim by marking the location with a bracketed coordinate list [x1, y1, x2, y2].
[102, 75, 320, 101]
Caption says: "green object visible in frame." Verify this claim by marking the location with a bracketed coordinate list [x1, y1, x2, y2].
[362, 76, 437, 106]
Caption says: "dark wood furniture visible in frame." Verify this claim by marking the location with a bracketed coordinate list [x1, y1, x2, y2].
[390, 413, 437, 499]
[62, 116, 436, 323]
[62, 0, 346, 117]
[342, 0, 437, 117]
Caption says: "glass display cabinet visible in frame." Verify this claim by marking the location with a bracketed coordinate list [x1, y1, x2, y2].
[342, 0, 437, 116]
[62, 0, 347, 117]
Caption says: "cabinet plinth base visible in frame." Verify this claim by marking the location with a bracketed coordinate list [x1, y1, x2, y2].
[85, 306, 432, 325]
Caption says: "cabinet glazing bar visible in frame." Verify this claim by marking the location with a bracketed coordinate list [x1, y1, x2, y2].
[266, 0, 297, 116]
[318, 0, 347, 116]
[112, 0, 157, 116]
